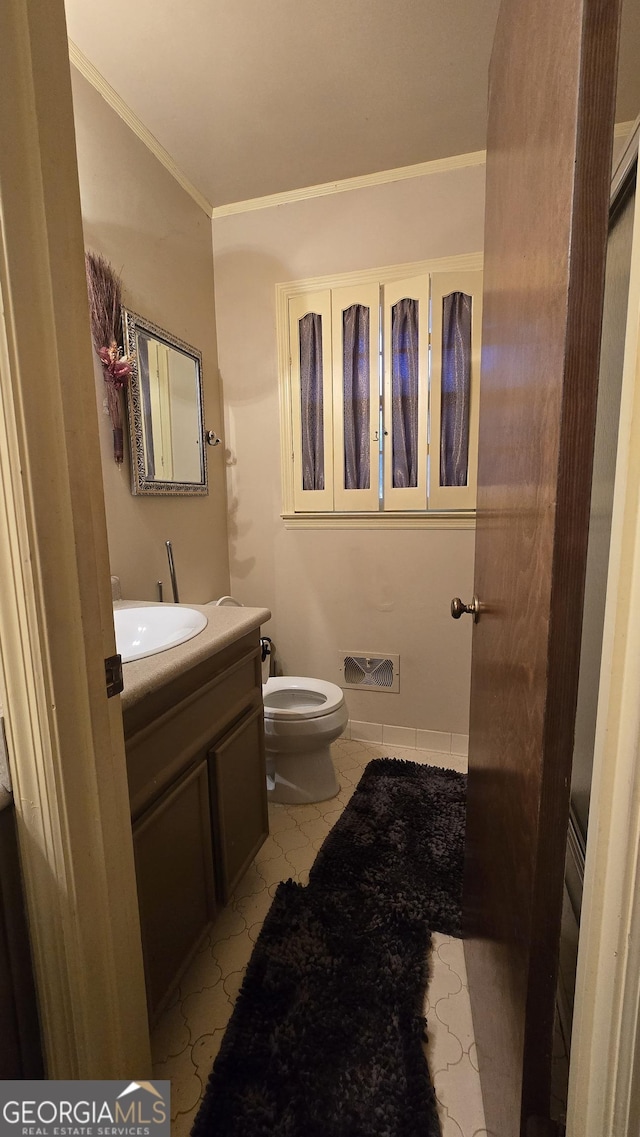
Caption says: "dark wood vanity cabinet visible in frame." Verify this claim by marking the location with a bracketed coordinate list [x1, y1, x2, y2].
[123, 631, 268, 1023]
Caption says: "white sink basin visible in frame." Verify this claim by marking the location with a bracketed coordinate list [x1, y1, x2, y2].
[114, 605, 208, 663]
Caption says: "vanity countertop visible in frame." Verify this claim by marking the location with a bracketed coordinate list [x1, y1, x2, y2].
[116, 602, 271, 710]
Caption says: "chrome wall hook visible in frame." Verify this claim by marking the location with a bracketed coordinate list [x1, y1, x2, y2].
[205, 429, 222, 446]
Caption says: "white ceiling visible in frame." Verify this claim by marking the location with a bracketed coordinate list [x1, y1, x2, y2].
[64, 0, 640, 210]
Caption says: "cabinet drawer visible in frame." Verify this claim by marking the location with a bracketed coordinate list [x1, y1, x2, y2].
[209, 707, 269, 904]
[127, 648, 262, 818]
[133, 759, 216, 1021]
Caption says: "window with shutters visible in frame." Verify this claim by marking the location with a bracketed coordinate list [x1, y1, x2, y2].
[277, 257, 482, 526]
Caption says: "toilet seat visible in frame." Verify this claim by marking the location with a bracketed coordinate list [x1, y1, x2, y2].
[263, 676, 344, 720]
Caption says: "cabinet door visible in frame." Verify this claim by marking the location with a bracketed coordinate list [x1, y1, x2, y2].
[209, 707, 268, 903]
[133, 759, 216, 1021]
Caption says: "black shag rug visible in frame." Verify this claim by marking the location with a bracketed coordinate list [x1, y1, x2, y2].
[192, 759, 466, 1137]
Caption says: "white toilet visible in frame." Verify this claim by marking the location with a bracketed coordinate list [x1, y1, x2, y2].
[263, 676, 348, 804]
[210, 597, 348, 805]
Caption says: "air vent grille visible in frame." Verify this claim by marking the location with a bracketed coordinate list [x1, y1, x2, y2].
[339, 652, 399, 693]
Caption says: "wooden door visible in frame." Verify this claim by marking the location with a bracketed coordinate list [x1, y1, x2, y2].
[462, 0, 621, 1134]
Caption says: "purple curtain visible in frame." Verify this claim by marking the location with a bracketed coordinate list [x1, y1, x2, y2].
[391, 298, 419, 488]
[299, 312, 325, 491]
[342, 304, 371, 489]
[440, 292, 472, 487]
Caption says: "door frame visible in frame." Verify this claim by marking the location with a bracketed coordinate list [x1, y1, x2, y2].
[568, 121, 640, 1136]
[0, 0, 150, 1076]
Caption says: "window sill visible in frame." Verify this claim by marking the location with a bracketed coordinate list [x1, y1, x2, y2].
[281, 511, 476, 530]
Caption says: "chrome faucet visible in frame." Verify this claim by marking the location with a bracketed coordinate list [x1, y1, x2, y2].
[165, 541, 180, 603]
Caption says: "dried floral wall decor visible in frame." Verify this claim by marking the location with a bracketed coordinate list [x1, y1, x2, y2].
[85, 251, 134, 463]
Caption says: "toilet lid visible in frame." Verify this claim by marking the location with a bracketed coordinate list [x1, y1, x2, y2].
[263, 676, 345, 720]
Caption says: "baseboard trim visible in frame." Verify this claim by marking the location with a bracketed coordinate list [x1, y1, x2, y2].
[346, 719, 469, 757]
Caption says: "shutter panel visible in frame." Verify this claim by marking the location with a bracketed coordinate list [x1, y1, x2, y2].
[331, 283, 380, 511]
[382, 275, 429, 510]
[429, 270, 482, 510]
[289, 290, 334, 511]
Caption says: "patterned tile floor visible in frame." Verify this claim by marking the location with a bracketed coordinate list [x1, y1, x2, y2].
[152, 738, 487, 1136]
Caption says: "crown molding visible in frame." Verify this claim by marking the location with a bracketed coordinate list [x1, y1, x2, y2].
[66, 44, 636, 226]
[212, 121, 637, 219]
[68, 39, 214, 219]
[212, 149, 487, 219]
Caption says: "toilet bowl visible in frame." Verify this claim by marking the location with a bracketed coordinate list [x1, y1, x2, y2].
[263, 676, 347, 804]
[208, 599, 347, 804]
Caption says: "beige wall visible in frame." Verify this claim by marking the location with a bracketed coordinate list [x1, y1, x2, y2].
[71, 69, 229, 603]
[213, 164, 485, 734]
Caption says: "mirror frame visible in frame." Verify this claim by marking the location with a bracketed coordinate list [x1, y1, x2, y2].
[122, 306, 208, 496]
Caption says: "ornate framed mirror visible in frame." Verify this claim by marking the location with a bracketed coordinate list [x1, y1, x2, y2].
[122, 307, 208, 496]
